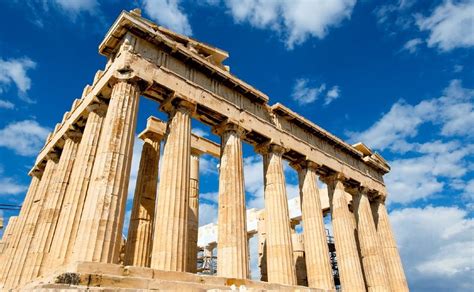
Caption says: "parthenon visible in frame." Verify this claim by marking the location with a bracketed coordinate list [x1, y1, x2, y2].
[0, 9, 408, 291]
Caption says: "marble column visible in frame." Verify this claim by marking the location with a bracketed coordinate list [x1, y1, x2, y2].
[125, 132, 162, 267]
[73, 79, 141, 263]
[50, 103, 107, 266]
[7, 156, 58, 288]
[0, 217, 18, 254]
[22, 133, 80, 282]
[257, 212, 268, 282]
[186, 150, 200, 273]
[324, 174, 366, 292]
[259, 144, 296, 286]
[295, 162, 335, 290]
[371, 197, 409, 292]
[291, 233, 308, 287]
[0, 175, 40, 286]
[353, 188, 389, 291]
[151, 100, 194, 272]
[216, 123, 249, 279]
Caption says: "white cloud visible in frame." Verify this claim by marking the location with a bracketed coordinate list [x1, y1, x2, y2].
[402, 38, 423, 53]
[291, 79, 325, 105]
[199, 202, 218, 226]
[349, 80, 473, 204]
[52, 0, 99, 14]
[223, 0, 357, 48]
[0, 166, 28, 196]
[0, 120, 50, 156]
[391, 206, 474, 291]
[0, 57, 36, 103]
[349, 80, 474, 152]
[142, 0, 193, 35]
[385, 141, 472, 203]
[200, 191, 218, 204]
[200, 155, 219, 175]
[0, 100, 14, 109]
[416, 0, 474, 52]
[324, 85, 341, 105]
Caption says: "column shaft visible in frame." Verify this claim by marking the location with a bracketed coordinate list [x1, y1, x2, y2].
[50, 105, 106, 266]
[261, 145, 296, 285]
[6, 158, 57, 288]
[0, 217, 18, 254]
[73, 80, 140, 263]
[186, 152, 200, 273]
[0, 175, 40, 286]
[297, 164, 335, 289]
[151, 101, 193, 272]
[22, 135, 80, 283]
[371, 199, 409, 292]
[326, 176, 366, 291]
[216, 124, 248, 279]
[354, 191, 389, 291]
[125, 135, 161, 267]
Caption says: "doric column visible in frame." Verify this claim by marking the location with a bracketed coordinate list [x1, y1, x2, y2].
[323, 174, 366, 292]
[0, 216, 18, 254]
[151, 99, 194, 272]
[353, 188, 389, 291]
[186, 150, 200, 273]
[50, 103, 107, 266]
[371, 196, 409, 292]
[7, 156, 58, 288]
[73, 78, 141, 263]
[0, 175, 40, 286]
[125, 131, 162, 267]
[293, 161, 334, 289]
[22, 133, 80, 283]
[292, 233, 308, 287]
[216, 123, 248, 279]
[258, 144, 296, 286]
[257, 212, 267, 282]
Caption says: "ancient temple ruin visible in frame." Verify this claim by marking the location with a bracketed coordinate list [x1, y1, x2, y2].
[0, 9, 408, 291]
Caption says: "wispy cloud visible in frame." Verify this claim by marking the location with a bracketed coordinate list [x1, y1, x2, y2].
[0, 120, 50, 156]
[291, 79, 341, 106]
[324, 85, 341, 105]
[401, 38, 423, 53]
[142, 0, 193, 35]
[416, 0, 474, 52]
[0, 57, 37, 103]
[0, 99, 14, 109]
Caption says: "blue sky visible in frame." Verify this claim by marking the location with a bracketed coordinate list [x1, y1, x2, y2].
[0, 0, 473, 291]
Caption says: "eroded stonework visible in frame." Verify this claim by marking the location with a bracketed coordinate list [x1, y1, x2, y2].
[0, 8, 408, 292]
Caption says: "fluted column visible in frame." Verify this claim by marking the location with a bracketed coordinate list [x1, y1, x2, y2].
[258, 144, 296, 285]
[0, 175, 40, 286]
[50, 103, 107, 266]
[354, 188, 389, 291]
[22, 133, 80, 283]
[292, 233, 308, 287]
[294, 161, 335, 289]
[6, 156, 58, 288]
[0, 217, 18, 254]
[186, 151, 200, 273]
[73, 79, 141, 263]
[323, 174, 365, 292]
[125, 132, 162, 267]
[151, 99, 194, 272]
[216, 123, 248, 279]
[371, 196, 409, 292]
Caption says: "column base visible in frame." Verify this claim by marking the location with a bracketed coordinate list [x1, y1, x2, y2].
[16, 262, 333, 291]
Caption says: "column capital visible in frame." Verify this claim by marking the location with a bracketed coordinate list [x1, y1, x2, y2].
[139, 131, 164, 144]
[212, 120, 246, 137]
[160, 93, 196, 115]
[319, 172, 345, 187]
[110, 73, 150, 92]
[289, 159, 320, 172]
[255, 142, 286, 156]
[87, 100, 108, 117]
[64, 126, 83, 143]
